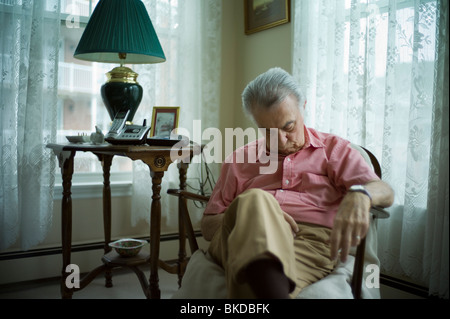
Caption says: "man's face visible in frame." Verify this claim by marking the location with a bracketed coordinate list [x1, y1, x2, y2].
[252, 95, 306, 156]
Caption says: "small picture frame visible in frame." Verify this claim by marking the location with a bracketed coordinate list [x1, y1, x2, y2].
[149, 106, 180, 138]
[244, 0, 290, 35]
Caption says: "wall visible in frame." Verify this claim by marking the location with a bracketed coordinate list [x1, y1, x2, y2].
[229, 0, 292, 136]
[0, 0, 293, 286]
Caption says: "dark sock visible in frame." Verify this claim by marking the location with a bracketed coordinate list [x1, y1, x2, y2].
[244, 258, 291, 299]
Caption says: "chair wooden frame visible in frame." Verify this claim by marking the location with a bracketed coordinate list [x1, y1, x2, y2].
[168, 146, 389, 299]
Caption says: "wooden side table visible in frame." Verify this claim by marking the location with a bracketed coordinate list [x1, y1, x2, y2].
[47, 143, 201, 299]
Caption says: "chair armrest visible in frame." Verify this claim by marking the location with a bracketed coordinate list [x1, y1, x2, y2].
[352, 206, 389, 298]
[167, 189, 210, 203]
[370, 206, 390, 219]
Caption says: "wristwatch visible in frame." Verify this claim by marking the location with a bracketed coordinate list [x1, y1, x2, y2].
[348, 185, 372, 203]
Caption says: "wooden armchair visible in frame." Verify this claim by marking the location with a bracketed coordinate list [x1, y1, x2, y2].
[167, 145, 389, 299]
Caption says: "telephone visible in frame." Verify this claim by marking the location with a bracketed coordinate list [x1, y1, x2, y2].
[105, 110, 151, 145]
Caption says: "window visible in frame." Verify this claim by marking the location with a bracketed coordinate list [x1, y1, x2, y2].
[292, 0, 444, 289]
[57, 0, 132, 182]
[296, 0, 437, 211]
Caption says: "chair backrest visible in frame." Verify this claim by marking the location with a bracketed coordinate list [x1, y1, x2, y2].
[350, 144, 382, 178]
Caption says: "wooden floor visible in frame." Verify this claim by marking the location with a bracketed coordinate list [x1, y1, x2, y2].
[0, 265, 179, 299]
[0, 264, 424, 299]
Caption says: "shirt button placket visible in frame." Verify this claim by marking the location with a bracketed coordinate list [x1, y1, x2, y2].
[283, 156, 292, 189]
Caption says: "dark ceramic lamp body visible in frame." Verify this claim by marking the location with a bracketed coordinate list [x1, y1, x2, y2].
[101, 66, 143, 122]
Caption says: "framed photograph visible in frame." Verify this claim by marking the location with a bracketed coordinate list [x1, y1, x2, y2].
[149, 106, 180, 138]
[244, 0, 290, 35]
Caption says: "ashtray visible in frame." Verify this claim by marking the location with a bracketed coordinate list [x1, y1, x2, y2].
[66, 135, 91, 143]
[108, 238, 148, 257]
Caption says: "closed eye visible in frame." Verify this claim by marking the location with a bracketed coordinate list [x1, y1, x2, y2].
[283, 121, 295, 132]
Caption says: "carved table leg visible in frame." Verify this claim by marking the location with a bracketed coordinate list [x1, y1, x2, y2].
[58, 150, 75, 299]
[177, 162, 188, 287]
[149, 170, 164, 299]
[99, 154, 114, 287]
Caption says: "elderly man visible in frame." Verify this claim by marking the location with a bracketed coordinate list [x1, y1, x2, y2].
[201, 68, 394, 299]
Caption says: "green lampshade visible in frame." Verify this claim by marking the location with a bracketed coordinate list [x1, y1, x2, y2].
[74, 0, 166, 64]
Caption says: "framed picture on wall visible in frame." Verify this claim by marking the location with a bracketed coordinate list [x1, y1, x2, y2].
[149, 106, 180, 138]
[244, 0, 290, 35]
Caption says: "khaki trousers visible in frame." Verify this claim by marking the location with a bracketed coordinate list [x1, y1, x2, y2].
[208, 188, 336, 298]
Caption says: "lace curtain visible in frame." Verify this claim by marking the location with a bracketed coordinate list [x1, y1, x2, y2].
[0, 0, 60, 250]
[292, 0, 448, 297]
[130, 0, 222, 230]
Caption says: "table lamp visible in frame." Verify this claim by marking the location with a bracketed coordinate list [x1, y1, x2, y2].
[73, 0, 166, 123]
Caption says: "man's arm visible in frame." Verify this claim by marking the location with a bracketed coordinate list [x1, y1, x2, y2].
[201, 207, 300, 242]
[330, 180, 394, 262]
[364, 180, 395, 207]
[201, 214, 224, 241]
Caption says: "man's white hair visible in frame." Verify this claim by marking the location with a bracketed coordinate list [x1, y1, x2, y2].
[241, 67, 306, 121]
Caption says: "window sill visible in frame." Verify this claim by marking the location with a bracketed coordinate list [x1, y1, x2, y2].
[53, 181, 132, 200]
[53, 171, 133, 200]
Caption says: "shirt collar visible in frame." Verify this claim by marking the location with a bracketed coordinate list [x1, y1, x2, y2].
[303, 126, 325, 149]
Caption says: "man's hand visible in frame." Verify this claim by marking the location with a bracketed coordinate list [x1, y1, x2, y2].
[283, 212, 299, 236]
[330, 180, 394, 262]
[330, 192, 371, 262]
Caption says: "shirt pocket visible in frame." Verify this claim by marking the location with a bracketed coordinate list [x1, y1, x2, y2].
[299, 172, 340, 208]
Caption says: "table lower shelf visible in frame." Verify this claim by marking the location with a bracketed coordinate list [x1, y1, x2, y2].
[102, 248, 190, 296]
[102, 249, 186, 277]
[102, 250, 150, 267]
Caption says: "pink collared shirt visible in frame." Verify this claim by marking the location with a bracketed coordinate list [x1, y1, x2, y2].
[204, 127, 380, 229]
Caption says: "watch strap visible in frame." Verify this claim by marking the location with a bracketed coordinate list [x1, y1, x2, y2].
[348, 185, 372, 203]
